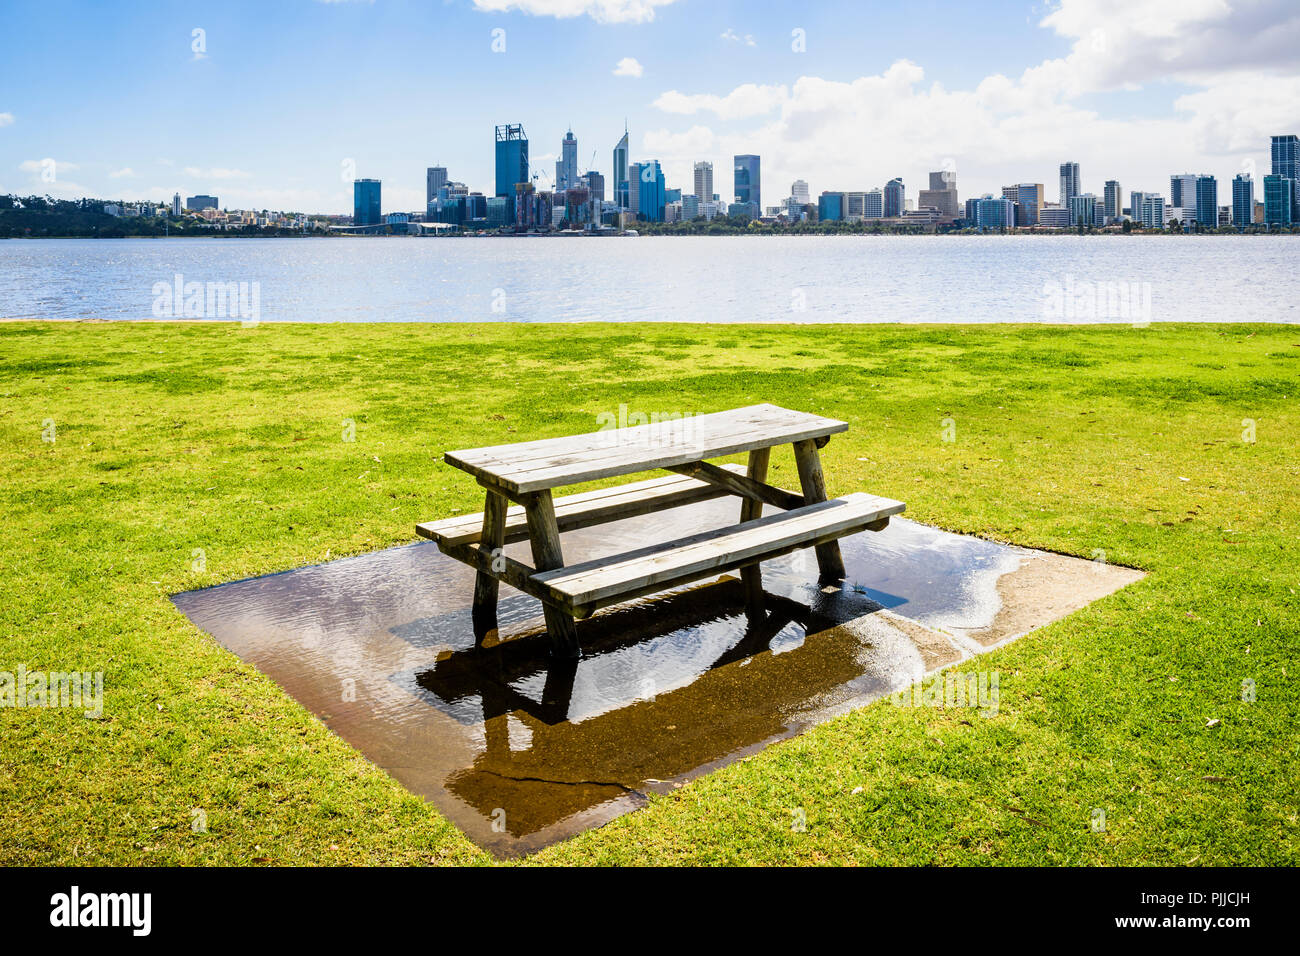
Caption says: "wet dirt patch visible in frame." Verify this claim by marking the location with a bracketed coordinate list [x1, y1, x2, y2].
[172, 499, 1143, 857]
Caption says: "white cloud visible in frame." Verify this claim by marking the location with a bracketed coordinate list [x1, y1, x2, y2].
[184, 166, 253, 180]
[720, 28, 755, 46]
[653, 83, 788, 120]
[0, 113, 14, 128]
[472, 0, 678, 24]
[109, 167, 135, 178]
[646, 1, 1300, 203]
[613, 56, 644, 78]
[19, 158, 79, 174]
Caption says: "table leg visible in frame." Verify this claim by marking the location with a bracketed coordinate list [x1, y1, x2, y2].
[523, 489, 581, 659]
[471, 489, 508, 646]
[739, 447, 770, 616]
[792, 438, 846, 580]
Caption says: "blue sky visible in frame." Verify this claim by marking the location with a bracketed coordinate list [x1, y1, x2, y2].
[1, 0, 1297, 212]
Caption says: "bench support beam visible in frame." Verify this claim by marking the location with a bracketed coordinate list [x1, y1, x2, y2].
[470, 490, 508, 645]
[738, 448, 770, 616]
[793, 438, 846, 580]
[522, 489, 581, 659]
[665, 458, 804, 511]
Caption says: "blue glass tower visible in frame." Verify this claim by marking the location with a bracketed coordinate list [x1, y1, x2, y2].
[494, 124, 528, 224]
[1231, 174, 1253, 228]
[633, 160, 666, 222]
[1263, 175, 1294, 226]
[1194, 175, 1217, 228]
[353, 179, 381, 226]
[733, 154, 760, 215]
[817, 192, 844, 222]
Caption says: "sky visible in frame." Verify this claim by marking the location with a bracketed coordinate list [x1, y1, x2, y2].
[1, 0, 1297, 213]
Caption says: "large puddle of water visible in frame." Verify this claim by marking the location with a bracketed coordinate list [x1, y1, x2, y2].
[172, 499, 1143, 856]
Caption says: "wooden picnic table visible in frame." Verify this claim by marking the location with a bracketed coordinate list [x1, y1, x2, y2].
[417, 404, 904, 658]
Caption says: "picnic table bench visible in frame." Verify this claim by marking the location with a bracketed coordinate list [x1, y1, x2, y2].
[417, 404, 904, 658]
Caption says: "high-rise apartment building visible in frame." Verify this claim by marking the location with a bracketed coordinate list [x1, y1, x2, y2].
[1059, 162, 1080, 205]
[1195, 175, 1218, 228]
[693, 161, 714, 203]
[1232, 174, 1254, 228]
[883, 178, 905, 218]
[1103, 180, 1122, 222]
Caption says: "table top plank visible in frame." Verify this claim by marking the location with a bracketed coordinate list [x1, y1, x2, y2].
[445, 403, 847, 493]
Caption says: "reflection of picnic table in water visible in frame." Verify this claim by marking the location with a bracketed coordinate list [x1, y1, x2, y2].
[411, 579, 883, 840]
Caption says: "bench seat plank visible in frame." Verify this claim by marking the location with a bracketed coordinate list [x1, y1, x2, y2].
[445, 403, 847, 493]
[416, 465, 750, 547]
[534, 492, 904, 616]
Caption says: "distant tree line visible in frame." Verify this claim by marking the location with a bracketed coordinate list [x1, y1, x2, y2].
[0, 195, 321, 238]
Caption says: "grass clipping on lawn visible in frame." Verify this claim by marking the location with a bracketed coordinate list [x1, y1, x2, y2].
[0, 320, 1297, 866]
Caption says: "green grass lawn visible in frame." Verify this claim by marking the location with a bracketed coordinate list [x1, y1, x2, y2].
[1, 320, 1297, 866]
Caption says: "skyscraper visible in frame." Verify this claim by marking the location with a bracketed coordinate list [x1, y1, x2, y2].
[790, 180, 810, 204]
[353, 178, 381, 226]
[1059, 162, 1080, 205]
[883, 178, 905, 218]
[583, 170, 605, 203]
[1169, 174, 1198, 210]
[920, 170, 960, 223]
[1263, 175, 1294, 226]
[694, 161, 714, 202]
[629, 160, 666, 222]
[1103, 180, 1122, 223]
[734, 155, 761, 215]
[494, 125, 529, 223]
[554, 129, 578, 191]
[1232, 174, 1254, 228]
[1272, 134, 1299, 220]
[613, 126, 629, 209]
[170, 192, 182, 216]
[426, 167, 448, 205]
[1195, 175, 1218, 228]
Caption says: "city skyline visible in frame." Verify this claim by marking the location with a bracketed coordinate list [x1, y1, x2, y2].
[1, 0, 1298, 213]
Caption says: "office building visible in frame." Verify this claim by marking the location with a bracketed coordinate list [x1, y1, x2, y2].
[630, 160, 666, 222]
[1232, 174, 1254, 228]
[734, 154, 761, 213]
[1194, 175, 1217, 228]
[1035, 205, 1069, 228]
[1059, 162, 1080, 205]
[426, 167, 448, 205]
[1263, 174, 1294, 226]
[613, 127, 629, 208]
[1169, 174, 1198, 210]
[692, 161, 713, 205]
[818, 192, 845, 221]
[352, 179, 381, 226]
[1000, 183, 1042, 225]
[583, 170, 605, 203]
[553, 129, 578, 192]
[790, 180, 810, 205]
[185, 194, 218, 211]
[883, 178, 905, 218]
[1103, 180, 1122, 223]
[494, 124, 528, 224]
[680, 194, 700, 220]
